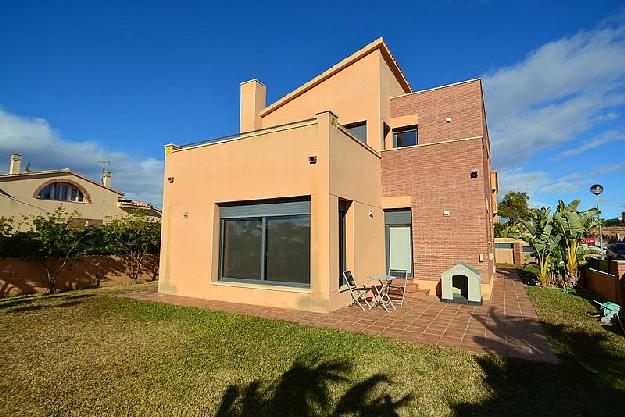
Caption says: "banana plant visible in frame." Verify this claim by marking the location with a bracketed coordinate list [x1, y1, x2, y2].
[553, 200, 599, 289]
[515, 208, 559, 286]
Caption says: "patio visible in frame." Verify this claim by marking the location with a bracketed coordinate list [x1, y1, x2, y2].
[129, 268, 558, 363]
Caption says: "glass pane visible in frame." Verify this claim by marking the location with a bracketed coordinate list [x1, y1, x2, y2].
[39, 185, 50, 199]
[496, 243, 513, 249]
[265, 215, 310, 284]
[389, 225, 412, 273]
[58, 184, 68, 201]
[394, 129, 417, 147]
[222, 218, 262, 280]
[346, 122, 367, 143]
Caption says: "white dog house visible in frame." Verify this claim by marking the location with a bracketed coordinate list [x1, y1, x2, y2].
[441, 263, 482, 305]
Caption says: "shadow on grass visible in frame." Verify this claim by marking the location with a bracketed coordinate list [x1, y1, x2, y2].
[216, 354, 413, 417]
[453, 276, 625, 417]
[1, 293, 96, 313]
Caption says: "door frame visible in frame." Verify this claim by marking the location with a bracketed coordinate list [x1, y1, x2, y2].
[384, 208, 414, 277]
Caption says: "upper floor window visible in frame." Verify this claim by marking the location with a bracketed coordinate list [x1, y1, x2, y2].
[37, 182, 85, 203]
[344, 121, 367, 144]
[393, 126, 418, 148]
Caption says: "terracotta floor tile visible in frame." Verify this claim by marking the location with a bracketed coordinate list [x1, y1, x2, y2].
[126, 268, 557, 362]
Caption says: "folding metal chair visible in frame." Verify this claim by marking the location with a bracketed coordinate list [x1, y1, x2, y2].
[387, 269, 409, 306]
[341, 271, 376, 311]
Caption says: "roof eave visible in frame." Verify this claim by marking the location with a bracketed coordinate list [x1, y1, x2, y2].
[260, 37, 412, 117]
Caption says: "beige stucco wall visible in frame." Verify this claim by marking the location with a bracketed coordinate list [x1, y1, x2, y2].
[159, 112, 385, 312]
[0, 172, 128, 229]
[259, 49, 405, 153]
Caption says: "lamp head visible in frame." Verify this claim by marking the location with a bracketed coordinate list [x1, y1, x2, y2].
[590, 184, 604, 196]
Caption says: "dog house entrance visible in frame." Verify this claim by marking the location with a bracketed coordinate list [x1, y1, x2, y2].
[451, 275, 469, 302]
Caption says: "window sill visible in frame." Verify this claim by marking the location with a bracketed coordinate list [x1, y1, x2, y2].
[35, 198, 88, 204]
[213, 279, 311, 293]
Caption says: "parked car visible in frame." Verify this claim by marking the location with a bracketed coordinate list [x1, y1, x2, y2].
[606, 243, 625, 260]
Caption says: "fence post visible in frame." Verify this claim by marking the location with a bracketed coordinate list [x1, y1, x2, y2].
[512, 241, 523, 265]
[609, 260, 625, 305]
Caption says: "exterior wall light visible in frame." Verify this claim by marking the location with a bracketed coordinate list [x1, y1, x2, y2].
[308, 156, 317, 164]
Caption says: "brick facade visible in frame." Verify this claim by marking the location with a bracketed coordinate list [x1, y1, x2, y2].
[382, 80, 496, 285]
[390, 80, 486, 145]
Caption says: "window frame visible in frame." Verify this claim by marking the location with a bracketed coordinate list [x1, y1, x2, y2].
[392, 125, 418, 148]
[343, 121, 367, 144]
[384, 208, 413, 278]
[218, 198, 311, 289]
[495, 243, 514, 249]
[36, 181, 86, 203]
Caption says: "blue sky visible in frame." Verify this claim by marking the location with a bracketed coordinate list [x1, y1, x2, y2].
[0, 0, 624, 217]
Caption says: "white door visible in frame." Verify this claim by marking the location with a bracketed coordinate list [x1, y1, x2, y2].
[389, 226, 412, 274]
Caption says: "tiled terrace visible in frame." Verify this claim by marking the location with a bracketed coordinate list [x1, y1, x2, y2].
[129, 268, 558, 363]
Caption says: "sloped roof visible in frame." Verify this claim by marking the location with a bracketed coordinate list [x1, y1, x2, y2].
[260, 37, 412, 117]
[0, 168, 124, 196]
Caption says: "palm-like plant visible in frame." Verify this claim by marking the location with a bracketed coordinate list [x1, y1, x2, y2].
[553, 200, 599, 289]
[516, 208, 559, 286]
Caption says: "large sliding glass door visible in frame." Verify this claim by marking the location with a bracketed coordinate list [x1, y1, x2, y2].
[219, 198, 311, 287]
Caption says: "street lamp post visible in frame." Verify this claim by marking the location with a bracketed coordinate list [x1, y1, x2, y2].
[590, 184, 604, 251]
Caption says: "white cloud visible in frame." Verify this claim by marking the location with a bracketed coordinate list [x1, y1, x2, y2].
[556, 130, 625, 159]
[0, 108, 163, 205]
[498, 169, 547, 198]
[483, 23, 625, 168]
[591, 163, 625, 175]
[499, 163, 625, 205]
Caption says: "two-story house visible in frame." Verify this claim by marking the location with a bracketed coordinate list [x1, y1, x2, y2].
[158, 38, 498, 312]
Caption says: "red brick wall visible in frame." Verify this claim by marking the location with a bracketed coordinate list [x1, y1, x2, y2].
[390, 79, 485, 145]
[383, 79, 495, 284]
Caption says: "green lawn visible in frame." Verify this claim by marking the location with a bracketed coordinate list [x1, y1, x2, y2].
[1, 276, 624, 417]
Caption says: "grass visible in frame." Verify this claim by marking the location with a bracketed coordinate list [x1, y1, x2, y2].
[1, 274, 624, 417]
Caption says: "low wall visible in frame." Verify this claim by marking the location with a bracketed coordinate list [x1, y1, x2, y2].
[582, 260, 625, 304]
[0, 254, 159, 297]
[495, 238, 535, 265]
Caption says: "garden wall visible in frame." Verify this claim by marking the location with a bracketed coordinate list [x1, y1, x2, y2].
[0, 254, 159, 297]
[583, 260, 625, 304]
[495, 238, 535, 265]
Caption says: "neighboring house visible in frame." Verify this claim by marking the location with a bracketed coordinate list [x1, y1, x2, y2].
[0, 153, 160, 229]
[159, 38, 498, 312]
[494, 238, 535, 265]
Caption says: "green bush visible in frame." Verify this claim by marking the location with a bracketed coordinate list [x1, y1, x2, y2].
[0, 209, 161, 292]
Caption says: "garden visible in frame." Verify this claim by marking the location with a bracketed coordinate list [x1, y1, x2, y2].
[1, 266, 624, 416]
[0, 209, 160, 296]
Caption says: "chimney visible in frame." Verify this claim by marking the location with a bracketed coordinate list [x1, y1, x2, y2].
[9, 153, 22, 175]
[240, 79, 266, 133]
[102, 170, 112, 188]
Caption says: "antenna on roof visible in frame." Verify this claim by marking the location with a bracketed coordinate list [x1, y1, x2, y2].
[96, 160, 111, 180]
[96, 161, 111, 174]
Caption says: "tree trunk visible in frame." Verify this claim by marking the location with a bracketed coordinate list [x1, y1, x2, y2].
[538, 256, 549, 286]
[44, 266, 56, 294]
